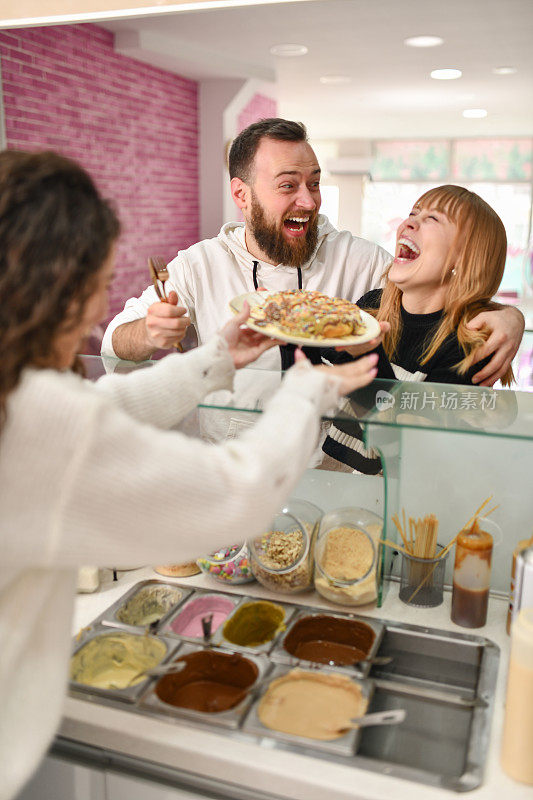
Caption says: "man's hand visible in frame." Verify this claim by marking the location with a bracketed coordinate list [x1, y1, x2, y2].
[145, 291, 191, 350]
[467, 306, 525, 386]
[334, 321, 390, 358]
[220, 302, 280, 369]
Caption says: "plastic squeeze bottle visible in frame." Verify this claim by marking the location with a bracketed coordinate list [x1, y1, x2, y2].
[500, 607, 533, 784]
[451, 520, 493, 628]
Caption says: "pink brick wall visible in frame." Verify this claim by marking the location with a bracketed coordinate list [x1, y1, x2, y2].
[237, 93, 277, 134]
[0, 24, 199, 321]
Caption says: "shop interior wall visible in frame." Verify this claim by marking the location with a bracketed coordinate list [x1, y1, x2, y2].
[0, 23, 199, 322]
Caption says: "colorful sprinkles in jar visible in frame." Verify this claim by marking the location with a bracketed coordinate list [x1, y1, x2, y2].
[197, 543, 254, 584]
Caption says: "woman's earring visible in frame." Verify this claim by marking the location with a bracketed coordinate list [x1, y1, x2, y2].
[451, 268, 456, 276]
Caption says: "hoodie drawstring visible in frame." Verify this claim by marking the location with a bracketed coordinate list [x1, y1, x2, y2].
[252, 261, 302, 291]
[251, 260, 320, 370]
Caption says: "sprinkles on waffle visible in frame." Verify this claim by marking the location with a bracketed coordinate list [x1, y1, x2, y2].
[249, 290, 367, 340]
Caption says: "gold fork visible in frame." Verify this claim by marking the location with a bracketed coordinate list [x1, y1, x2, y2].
[149, 256, 171, 301]
[148, 256, 184, 352]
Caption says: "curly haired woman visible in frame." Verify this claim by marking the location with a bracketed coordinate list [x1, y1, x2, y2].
[0, 150, 378, 800]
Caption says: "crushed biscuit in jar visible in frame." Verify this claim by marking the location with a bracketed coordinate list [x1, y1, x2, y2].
[314, 508, 381, 606]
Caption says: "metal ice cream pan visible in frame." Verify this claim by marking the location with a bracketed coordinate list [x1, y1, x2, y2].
[270, 609, 384, 678]
[69, 625, 181, 703]
[210, 596, 296, 655]
[93, 580, 193, 634]
[140, 642, 272, 730]
[161, 590, 243, 644]
[242, 664, 374, 757]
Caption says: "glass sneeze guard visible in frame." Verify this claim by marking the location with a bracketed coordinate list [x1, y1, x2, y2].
[81, 355, 533, 605]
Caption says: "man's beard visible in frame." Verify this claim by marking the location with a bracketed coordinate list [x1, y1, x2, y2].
[250, 191, 318, 267]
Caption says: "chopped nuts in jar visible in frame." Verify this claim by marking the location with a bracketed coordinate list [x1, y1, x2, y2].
[251, 526, 314, 593]
[261, 530, 303, 568]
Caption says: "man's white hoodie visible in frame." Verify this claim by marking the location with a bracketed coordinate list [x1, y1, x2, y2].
[101, 216, 391, 370]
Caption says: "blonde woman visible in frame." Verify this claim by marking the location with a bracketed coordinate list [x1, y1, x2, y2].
[323, 184, 516, 472]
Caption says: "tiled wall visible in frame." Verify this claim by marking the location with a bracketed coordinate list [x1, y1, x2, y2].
[0, 23, 199, 319]
[237, 92, 277, 134]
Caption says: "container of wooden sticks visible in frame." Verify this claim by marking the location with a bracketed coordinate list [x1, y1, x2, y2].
[383, 497, 499, 610]
[393, 513, 448, 608]
[399, 546, 447, 607]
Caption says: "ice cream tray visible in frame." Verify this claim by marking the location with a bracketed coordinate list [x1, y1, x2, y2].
[69, 581, 500, 791]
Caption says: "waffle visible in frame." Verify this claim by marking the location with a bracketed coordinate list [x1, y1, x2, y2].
[249, 290, 366, 340]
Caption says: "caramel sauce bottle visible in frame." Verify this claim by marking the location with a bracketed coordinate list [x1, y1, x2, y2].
[451, 522, 493, 628]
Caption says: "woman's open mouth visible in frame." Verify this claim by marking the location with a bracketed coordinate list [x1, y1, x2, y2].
[395, 237, 420, 263]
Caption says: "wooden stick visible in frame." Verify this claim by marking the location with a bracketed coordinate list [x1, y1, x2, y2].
[380, 539, 411, 557]
[460, 496, 493, 536]
[392, 515, 410, 553]
[436, 499, 498, 561]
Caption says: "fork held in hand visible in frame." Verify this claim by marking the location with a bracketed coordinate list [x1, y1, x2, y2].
[148, 256, 184, 352]
[149, 256, 170, 301]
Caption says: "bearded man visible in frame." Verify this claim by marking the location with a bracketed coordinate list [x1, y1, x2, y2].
[102, 118, 523, 384]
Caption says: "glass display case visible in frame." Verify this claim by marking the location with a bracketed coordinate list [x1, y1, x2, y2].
[83, 355, 533, 606]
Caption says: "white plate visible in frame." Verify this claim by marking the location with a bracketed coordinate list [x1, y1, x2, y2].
[229, 291, 381, 348]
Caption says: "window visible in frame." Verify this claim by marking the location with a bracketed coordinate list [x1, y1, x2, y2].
[320, 184, 340, 227]
[362, 138, 533, 295]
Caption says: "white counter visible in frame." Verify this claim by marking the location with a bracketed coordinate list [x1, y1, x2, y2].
[59, 566, 529, 800]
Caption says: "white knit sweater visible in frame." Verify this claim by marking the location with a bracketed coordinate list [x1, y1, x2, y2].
[0, 336, 340, 800]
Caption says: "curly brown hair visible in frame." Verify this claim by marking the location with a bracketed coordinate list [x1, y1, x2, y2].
[0, 150, 120, 427]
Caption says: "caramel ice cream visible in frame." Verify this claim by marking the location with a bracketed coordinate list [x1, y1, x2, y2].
[70, 633, 166, 689]
[258, 668, 366, 740]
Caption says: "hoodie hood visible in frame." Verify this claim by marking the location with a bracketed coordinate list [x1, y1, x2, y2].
[218, 214, 336, 275]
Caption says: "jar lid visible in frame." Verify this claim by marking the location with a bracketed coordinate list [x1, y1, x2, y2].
[315, 523, 376, 586]
[250, 512, 308, 574]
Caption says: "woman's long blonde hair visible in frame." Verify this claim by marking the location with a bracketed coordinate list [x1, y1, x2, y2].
[374, 185, 513, 386]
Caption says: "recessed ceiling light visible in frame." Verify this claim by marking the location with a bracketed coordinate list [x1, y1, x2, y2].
[319, 75, 352, 85]
[404, 35, 443, 48]
[430, 68, 462, 80]
[269, 43, 308, 57]
[492, 66, 517, 75]
[463, 108, 488, 118]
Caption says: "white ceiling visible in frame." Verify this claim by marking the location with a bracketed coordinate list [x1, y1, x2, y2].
[102, 0, 533, 140]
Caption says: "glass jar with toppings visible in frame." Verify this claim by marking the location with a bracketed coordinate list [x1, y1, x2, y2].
[314, 507, 382, 606]
[249, 499, 322, 594]
[196, 543, 254, 584]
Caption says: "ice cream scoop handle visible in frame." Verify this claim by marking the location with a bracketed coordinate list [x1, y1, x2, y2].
[351, 708, 406, 727]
